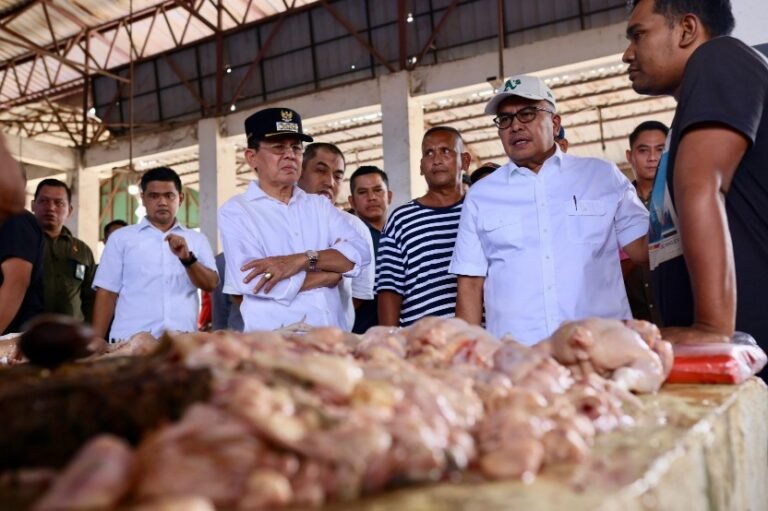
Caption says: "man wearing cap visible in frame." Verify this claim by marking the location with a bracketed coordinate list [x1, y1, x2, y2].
[450, 75, 649, 344]
[218, 108, 371, 331]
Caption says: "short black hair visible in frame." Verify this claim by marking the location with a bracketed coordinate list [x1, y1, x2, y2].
[140, 166, 182, 193]
[628, 120, 669, 148]
[34, 178, 71, 202]
[104, 219, 128, 240]
[349, 165, 389, 194]
[302, 142, 345, 170]
[632, 0, 735, 37]
[470, 163, 500, 184]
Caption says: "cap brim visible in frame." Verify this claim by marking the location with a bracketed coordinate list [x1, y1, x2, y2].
[263, 131, 314, 143]
[484, 92, 556, 115]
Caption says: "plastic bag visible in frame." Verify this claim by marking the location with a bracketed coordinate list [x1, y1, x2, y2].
[666, 332, 767, 384]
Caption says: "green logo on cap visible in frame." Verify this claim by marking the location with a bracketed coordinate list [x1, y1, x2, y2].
[504, 79, 522, 91]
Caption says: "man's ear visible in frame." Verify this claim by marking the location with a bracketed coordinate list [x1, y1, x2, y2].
[552, 114, 562, 137]
[679, 13, 701, 48]
[626, 149, 633, 165]
[460, 152, 471, 172]
[244, 148, 258, 170]
[179, 192, 185, 205]
[387, 190, 393, 204]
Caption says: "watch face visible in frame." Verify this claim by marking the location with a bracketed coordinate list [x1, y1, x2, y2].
[307, 250, 319, 259]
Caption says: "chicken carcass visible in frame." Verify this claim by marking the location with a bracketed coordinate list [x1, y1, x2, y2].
[133, 404, 263, 508]
[33, 435, 135, 511]
[539, 317, 671, 393]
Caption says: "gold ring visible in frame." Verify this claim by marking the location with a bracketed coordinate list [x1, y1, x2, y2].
[264, 272, 273, 281]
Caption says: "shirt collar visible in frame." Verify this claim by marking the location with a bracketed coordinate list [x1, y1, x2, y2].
[138, 216, 185, 233]
[58, 225, 73, 239]
[246, 180, 306, 205]
[504, 144, 564, 183]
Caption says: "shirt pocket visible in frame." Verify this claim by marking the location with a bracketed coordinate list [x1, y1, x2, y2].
[566, 199, 611, 244]
[480, 212, 523, 249]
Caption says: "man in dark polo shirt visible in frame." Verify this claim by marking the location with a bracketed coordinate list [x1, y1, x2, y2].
[31, 178, 96, 323]
[348, 165, 392, 333]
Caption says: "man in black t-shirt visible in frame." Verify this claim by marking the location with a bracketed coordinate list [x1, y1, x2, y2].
[0, 210, 45, 334]
[624, 0, 768, 366]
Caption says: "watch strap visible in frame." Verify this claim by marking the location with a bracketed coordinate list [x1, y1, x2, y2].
[179, 251, 197, 267]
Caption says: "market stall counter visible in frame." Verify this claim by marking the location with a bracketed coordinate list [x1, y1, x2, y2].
[323, 379, 767, 511]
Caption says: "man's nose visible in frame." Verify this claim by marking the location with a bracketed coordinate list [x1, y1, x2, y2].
[622, 45, 634, 63]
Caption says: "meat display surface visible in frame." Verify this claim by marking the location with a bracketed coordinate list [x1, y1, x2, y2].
[24, 317, 675, 510]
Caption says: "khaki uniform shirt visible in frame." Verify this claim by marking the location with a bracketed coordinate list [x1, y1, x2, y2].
[42, 226, 96, 323]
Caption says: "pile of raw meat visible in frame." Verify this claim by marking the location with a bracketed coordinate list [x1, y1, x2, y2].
[35, 317, 673, 511]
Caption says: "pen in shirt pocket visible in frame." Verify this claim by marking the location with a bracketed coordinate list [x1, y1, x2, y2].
[573, 195, 578, 211]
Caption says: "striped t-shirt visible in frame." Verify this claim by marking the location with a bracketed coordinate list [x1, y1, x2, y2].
[375, 198, 464, 326]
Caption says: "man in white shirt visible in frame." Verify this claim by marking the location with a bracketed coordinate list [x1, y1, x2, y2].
[92, 167, 219, 341]
[450, 75, 649, 345]
[297, 142, 374, 331]
[218, 107, 371, 331]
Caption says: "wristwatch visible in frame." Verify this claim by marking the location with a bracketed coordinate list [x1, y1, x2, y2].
[305, 250, 319, 272]
[179, 251, 197, 267]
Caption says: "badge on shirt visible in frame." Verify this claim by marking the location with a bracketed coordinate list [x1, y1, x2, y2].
[648, 137, 683, 270]
[74, 263, 86, 281]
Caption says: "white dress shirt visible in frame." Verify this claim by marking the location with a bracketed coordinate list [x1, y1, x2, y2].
[338, 213, 375, 331]
[449, 147, 649, 345]
[218, 182, 371, 331]
[93, 217, 217, 341]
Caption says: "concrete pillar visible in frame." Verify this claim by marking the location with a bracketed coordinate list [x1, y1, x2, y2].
[380, 71, 426, 209]
[67, 159, 101, 255]
[198, 117, 237, 252]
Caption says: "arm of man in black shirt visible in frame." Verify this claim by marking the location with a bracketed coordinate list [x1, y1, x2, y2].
[0, 258, 32, 333]
[663, 125, 748, 344]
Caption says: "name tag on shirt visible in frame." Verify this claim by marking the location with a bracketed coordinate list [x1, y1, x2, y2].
[74, 263, 86, 281]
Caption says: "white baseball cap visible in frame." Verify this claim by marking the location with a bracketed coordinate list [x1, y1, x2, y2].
[484, 75, 557, 115]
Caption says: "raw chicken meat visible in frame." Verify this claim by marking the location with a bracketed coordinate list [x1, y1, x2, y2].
[33, 435, 135, 511]
[34, 316, 669, 510]
[539, 317, 672, 393]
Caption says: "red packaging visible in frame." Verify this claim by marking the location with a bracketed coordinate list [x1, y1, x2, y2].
[667, 341, 767, 384]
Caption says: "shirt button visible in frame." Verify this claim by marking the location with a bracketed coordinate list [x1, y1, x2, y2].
[644, 283, 649, 288]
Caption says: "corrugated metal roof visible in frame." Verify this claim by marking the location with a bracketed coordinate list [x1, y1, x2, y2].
[0, 0, 318, 104]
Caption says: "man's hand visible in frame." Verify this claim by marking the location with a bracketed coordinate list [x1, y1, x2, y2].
[165, 234, 190, 260]
[0, 133, 26, 225]
[660, 325, 730, 345]
[242, 253, 305, 294]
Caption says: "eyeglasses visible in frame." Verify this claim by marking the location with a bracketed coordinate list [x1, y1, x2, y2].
[265, 143, 303, 156]
[493, 107, 554, 129]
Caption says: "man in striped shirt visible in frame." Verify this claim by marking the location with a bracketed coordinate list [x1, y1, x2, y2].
[376, 126, 470, 327]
